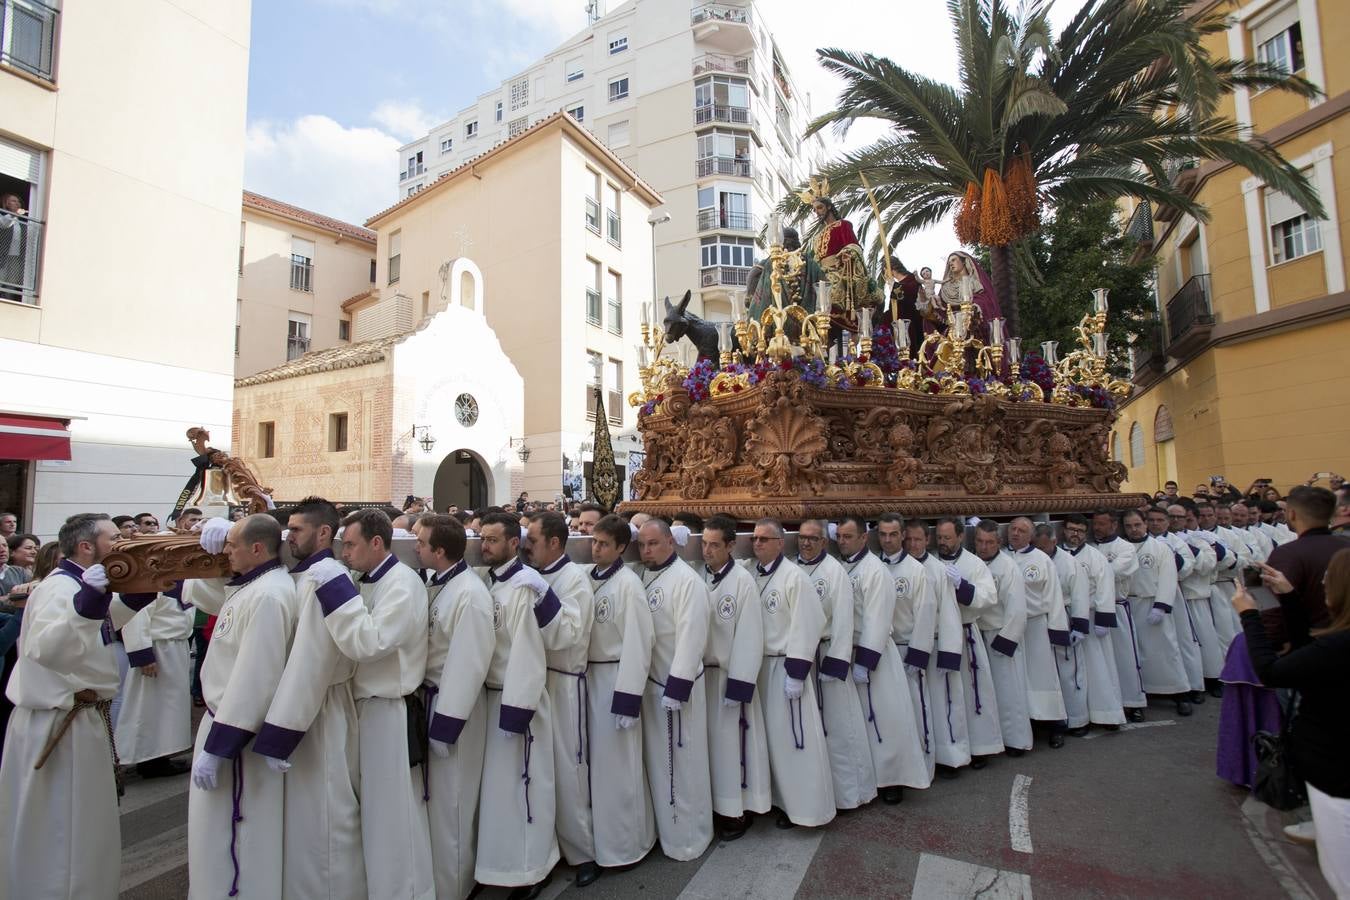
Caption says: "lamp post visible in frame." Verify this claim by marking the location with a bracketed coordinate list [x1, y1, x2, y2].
[646, 209, 671, 331]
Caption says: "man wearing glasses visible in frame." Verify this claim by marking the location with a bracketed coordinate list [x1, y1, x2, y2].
[135, 513, 161, 534]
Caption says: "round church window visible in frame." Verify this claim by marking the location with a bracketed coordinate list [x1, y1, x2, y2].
[455, 393, 479, 427]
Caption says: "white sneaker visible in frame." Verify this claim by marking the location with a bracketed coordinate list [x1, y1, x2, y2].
[1283, 820, 1316, 846]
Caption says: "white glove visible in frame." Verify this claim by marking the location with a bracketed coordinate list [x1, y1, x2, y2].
[429, 739, 451, 758]
[819, 668, 840, 681]
[1092, 624, 1109, 638]
[944, 563, 962, 587]
[82, 564, 109, 593]
[671, 524, 691, 547]
[306, 557, 350, 589]
[904, 663, 924, 677]
[852, 664, 870, 684]
[1069, 630, 1085, 646]
[660, 695, 682, 712]
[516, 566, 551, 601]
[264, 756, 291, 774]
[784, 676, 804, 699]
[263, 494, 276, 510]
[614, 714, 638, 730]
[1146, 607, 1165, 626]
[721, 696, 740, 708]
[198, 517, 231, 554]
[192, 751, 223, 791]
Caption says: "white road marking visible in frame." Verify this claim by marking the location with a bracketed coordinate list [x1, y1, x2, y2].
[911, 853, 1033, 899]
[118, 773, 191, 814]
[1081, 719, 1176, 740]
[1009, 774, 1033, 853]
[1238, 796, 1320, 900]
[675, 826, 823, 900]
[120, 823, 189, 892]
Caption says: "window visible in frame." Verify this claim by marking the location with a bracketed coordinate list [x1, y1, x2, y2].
[509, 77, 529, 111]
[694, 75, 750, 117]
[1253, 7, 1304, 76]
[287, 312, 311, 360]
[338, 319, 351, 341]
[607, 358, 623, 425]
[1129, 423, 1144, 468]
[699, 236, 757, 269]
[696, 129, 752, 176]
[465, 120, 478, 138]
[369, 258, 376, 283]
[406, 184, 421, 197]
[1111, 431, 1122, 464]
[328, 413, 349, 452]
[586, 258, 602, 325]
[606, 184, 621, 246]
[698, 188, 752, 231]
[0, 135, 45, 305]
[566, 103, 584, 123]
[238, 221, 245, 276]
[290, 237, 314, 292]
[565, 56, 584, 82]
[606, 270, 622, 335]
[388, 231, 401, 284]
[406, 150, 424, 178]
[0, 0, 58, 83]
[609, 34, 628, 55]
[1266, 178, 1321, 264]
[440, 137, 453, 154]
[586, 350, 603, 419]
[258, 422, 275, 459]
[585, 168, 601, 233]
[608, 76, 629, 102]
[508, 116, 529, 138]
[607, 120, 630, 148]
[495, 100, 503, 122]
[235, 300, 241, 355]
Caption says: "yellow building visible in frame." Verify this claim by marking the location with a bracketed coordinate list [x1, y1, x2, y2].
[1115, 0, 1349, 496]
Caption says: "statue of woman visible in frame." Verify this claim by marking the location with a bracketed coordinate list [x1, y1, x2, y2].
[936, 251, 1002, 341]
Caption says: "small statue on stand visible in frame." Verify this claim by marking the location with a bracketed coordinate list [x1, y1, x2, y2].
[662, 290, 739, 361]
[798, 176, 880, 346]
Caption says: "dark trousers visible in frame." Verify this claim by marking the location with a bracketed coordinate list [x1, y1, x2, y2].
[191, 627, 209, 699]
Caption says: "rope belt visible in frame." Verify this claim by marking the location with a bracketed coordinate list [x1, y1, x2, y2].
[419, 683, 439, 802]
[228, 755, 244, 896]
[812, 645, 827, 737]
[34, 689, 123, 797]
[1118, 600, 1144, 694]
[547, 667, 591, 806]
[944, 672, 956, 742]
[964, 624, 983, 715]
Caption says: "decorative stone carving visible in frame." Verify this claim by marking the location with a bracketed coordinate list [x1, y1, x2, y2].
[743, 371, 828, 497]
[104, 533, 230, 594]
[678, 405, 738, 499]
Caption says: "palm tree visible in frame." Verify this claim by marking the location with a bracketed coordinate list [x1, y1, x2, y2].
[789, 0, 1323, 338]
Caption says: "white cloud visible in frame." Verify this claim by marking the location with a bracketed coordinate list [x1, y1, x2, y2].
[371, 100, 441, 142]
[244, 114, 401, 225]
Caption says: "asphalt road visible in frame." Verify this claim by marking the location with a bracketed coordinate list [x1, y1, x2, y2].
[119, 695, 1333, 899]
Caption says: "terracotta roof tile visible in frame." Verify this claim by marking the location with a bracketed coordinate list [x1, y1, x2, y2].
[235, 333, 405, 387]
[243, 191, 377, 244]
[340, 289, 376, 312]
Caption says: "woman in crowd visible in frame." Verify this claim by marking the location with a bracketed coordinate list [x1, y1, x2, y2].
[1234, 549, 1350, 897]
[0, 541, 62, 763]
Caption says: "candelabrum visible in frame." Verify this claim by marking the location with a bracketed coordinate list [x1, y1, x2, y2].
[631, 312, 684, 408]
[1049, 288, 1130, 404]
[829, 308, 886, 388]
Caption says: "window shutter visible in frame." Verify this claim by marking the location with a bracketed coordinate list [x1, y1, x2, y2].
[1264, 185, 1306, 227]
[0, 137, 40, 184]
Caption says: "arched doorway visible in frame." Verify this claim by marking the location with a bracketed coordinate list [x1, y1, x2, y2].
[434, 449, 490, 512]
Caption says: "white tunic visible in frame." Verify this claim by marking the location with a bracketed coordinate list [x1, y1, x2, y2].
[977, 552, 1033, 751]
[183, 562, 298, 900]
[943, 548, 1005, 755]
[586, 560, 656, 867]
[703, 559, 771, 817]
[1159, 530, 1205, 691]
[1197, 529, 1241, 651]
[1124, 537, 1189, 695]
[315, 553, 434, 899]
[642, 555, 713, 860]
[1004, 545, 1068, 722]
[1176, 532, 1223, 678]
[1095, 536, 1145, 708]
[883, 550, 940, 781]
[843, 549, 929, 790]
[1048, 548, 1091, 729]
[753, 555, 835, 826]
[913, 552, 971, 767]
[797, 552, 876, 809]
[1069, 544, 1125, 726]
[115, 583, 194, 763]
[0, 560, 122, 900]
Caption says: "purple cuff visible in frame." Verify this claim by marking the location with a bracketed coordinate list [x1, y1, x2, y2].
[610, 690, 643, 717]
[819, 655, 850, 680]
[253, 722, 305, 760]
[853, 645, 881, 671]
[126, 647, 156, 667]
[663, 675, 694, 702]
[73, 585, 112, 621]
[1093, 610, 1118, 628]
[904, 647, 931, 669]
[119, 592, 158, 612]
[1172, 552, 1186, 571]
[990, 635, 1018, 657]
[165, 581, 184, 602]
[1153, 601, 1172, 614]
[533, 589, 561, 628]
[936, 651, 961, 671]
[498, 704, 535, 734]
[784, 656, 812, 680]
[1070, 616, 1090, 634]
[1214, 543, 1227, 561]
[204, 720, 255, 759]
[316, 576, 360, 616]
[954, 580, 975, 606]
[1048, 628, 1071, 647]
[725, 677, 755, 703]
[429, 712, 467, 745]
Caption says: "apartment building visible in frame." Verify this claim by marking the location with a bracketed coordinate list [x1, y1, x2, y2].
[395, 0, 825, 357]
[1113, 0, 1348, 492]
[0, 0, 250, 537]
[236, 192, 377, 377]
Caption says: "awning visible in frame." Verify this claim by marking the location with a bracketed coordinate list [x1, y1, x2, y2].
[0, 413, 71, 461]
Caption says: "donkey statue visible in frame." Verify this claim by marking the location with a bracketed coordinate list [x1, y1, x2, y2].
[662, 289, 740, 361]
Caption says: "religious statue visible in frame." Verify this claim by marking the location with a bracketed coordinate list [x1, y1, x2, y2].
[662, 290, 738, 361]
[798, 176, 880, 342]
[930, 251, 1002, 343]
[746, 226, 817, 343]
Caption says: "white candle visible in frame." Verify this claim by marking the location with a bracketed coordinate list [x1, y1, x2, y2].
[641, 305, 650, 328]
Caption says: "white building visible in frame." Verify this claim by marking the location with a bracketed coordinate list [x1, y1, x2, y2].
[0, 2, 250, 537]
[395, 0, 825, 347]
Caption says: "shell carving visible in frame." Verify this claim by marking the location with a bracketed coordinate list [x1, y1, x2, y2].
[745, 397, 828, 497]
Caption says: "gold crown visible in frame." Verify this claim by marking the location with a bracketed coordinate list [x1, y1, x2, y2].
[796, 175, 830, 206]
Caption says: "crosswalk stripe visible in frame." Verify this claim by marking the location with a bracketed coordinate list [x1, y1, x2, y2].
[120, 823, 189, 893]
[119, 775, 190, 814]
[911, 853, 1032, 899]
[1081, 719, 1176, 740]
[1009, 774, 1033, 853]
[675, 827, 823, 900]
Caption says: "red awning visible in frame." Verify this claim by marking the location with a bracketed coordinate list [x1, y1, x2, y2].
[0, 413, 71, 461]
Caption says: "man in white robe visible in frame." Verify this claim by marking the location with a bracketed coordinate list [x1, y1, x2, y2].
[1152, 507, 1207, 700]
[972, 521, 1032, 755]
[837, 515, 928, 801]
[1196, 502, 1242, 653]
[0, 514, 122, 900]
[525, 512, 598, 886]
[250, 496, 364, 900]
[636, 519, 713, 859]
[1092, 510, 1146, 721]
[1168, 504, 1224, 692]
[1121, 510, 1191, 716]
[1004, 518, 1068, 748]
[1235, 502, 1276, 562]
[796, 518, 876, 810]
[416, 514, 494, 900]
[1062, 515, 1125, 729]
[701, 514, 770, 837]
[585, 515, 656, 868]
[306, 508, 434, 900]
[183, 514, 298, 899]
[115, 580, 193, 776]
[1035, 524, 1092, 736]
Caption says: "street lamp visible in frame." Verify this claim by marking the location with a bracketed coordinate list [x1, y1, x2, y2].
[647, 209, 671, 328]
[509, 437, 531, 463]
[408, 424, 436, 454]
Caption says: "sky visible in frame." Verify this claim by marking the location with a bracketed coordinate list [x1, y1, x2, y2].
[245, 0, 1085, 273]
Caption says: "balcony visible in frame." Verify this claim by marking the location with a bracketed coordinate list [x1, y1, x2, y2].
[1129, 321, 1166, 384]
[696, 155, 752, 178]
[693, 53, 752, 79]
[1154, 158, 1199, 223]
[774, 107, 794, 147]
[700, 265, 751, 288]
[691, 3, 752, 53]
[694, 103, 753, 128]
[698, 208, 758, 233]
[1164, 274, 1214, 359]
[0, 212, 41, 304]
[1, 0, 58, 84]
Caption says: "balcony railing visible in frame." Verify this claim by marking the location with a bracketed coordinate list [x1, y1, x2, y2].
[697, 208, 758, 233]
[700, 265, 751, 287]
[693, 53, 752, 78]
[290, 260, 313, 292]
[0, 211, 41, 304]
[691, 4, 751, 26]
[585, 197, 600, 234]
[586, 288, 601, 326]
[696, 155, 752, 178]
[607, 297, 622, 334]
[694, 103, 752, 127]
[1129, 321, 1166, 383]
[1, 0, 58, 83]
[286, 336, 310, 361]
[1164, 274, 1214, 357]
[388, 254, 401, 284]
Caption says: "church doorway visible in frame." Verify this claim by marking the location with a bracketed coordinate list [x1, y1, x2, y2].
[434, 449, 490, 512]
